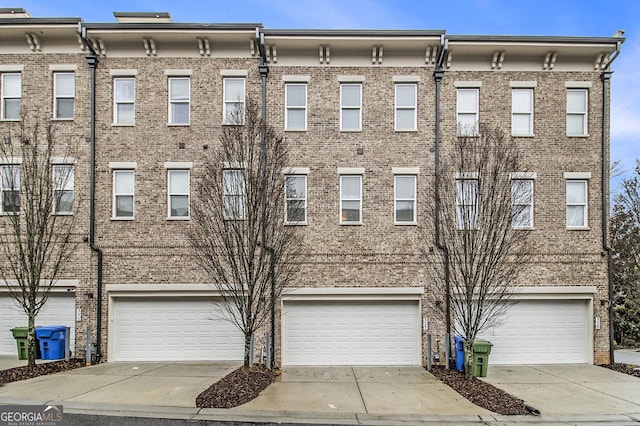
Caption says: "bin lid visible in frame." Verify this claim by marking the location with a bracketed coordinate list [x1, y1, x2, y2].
[35, 325, 67, 338]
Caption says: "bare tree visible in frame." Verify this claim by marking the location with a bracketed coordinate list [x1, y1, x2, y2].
[426, 123, 531, 377]
[0, 114, 80, 367]
[188, 99, 299, 369]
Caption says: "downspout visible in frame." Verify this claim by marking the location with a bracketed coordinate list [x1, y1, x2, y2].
[433, 35, 451, 368]
[602, 39, 622, 365]
[256, 28, 275, 368]
[80, 24, 103, 364]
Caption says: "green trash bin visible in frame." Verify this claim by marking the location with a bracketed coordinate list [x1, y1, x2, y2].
[10, 327, 41, 360]
[472, 339, 493, 377]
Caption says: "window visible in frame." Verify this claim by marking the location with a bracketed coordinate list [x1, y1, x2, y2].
[567, 89, 587, 136]
[113, 170, 134, 219]
[114, 78, 135, 125]
[0, 165, 20, 214]
[512, 89, 533, 136]
[285, 83, 307, 130]
[1, 73, 21, 120]
[511, 179, 533, 228]
[395, 84, 417, 131]
[53, 165, 74, 214]
[223, 78, 245, 124]
[456, 178, 478, 229]
[566, 180, 587, 228]
[340, 175, 362, 224]
[54, 73, 75, 120]
[223, 169, 245, 220]
[395, 175, 416, 223]
[168, 77, 190, 125]
[457, 88, 478, 136]
[168, 170, 189, 219]
[285, 175, 307, 224]
[340, 83, 362, 131]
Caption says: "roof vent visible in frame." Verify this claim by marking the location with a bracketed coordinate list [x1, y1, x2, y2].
[113, 12, 173, 23]
[0, 8, 31, 18]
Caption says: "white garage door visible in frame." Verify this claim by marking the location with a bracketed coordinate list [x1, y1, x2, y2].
[111, 298, 244, 361]
[0, 294, 76, 357]
[283, 300, 421, 366]
[479, 299, 589, 364]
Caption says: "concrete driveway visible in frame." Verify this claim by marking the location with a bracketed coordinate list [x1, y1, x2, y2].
[482, 364, 640, 416]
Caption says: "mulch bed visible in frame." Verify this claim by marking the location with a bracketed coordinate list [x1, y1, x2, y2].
[430, 366, 529, 415]
[600, 362, 640, 378]
[0, 359, 86, 386]
[196, 365, 279, 408]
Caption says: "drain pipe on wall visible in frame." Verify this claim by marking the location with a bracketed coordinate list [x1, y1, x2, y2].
[80, 25, 103, 364]
[601, 37, 623, 365]
[433, 35, 451, 369]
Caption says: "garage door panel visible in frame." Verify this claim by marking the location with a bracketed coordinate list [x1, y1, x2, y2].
[479, 300, 589, 364]
[112, 298, 244, 361]
[283, 300, 420, 366]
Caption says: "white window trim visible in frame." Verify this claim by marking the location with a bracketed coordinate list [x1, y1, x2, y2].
[511, 178, 534, 229]
[113, 77, 135, 126]
[456, 88, 479, 136]
[511, 88, 533, 137]
[0, 164, 20, 215]
[223, 77, 246, 125]
[112, 169, 135, 220]
[566, 179, 589, 229]
[223, 169, 246, 221]
[52, 164, 74, 215]
[168, 76, 190, 126]
[167, 169, 190, 220]
[340, 174, 362, 225]
[1, 72, 21, 121]
[340, 83, 362, 132]
[285, 83, 307, 131]
[566, 88, 588, 137]
[395, 83, 417, 132]
[53, 72, 75, 121]
[456, 177, 478, 230]
[284, 174, 307, 225]
[394, 174, 417, 225]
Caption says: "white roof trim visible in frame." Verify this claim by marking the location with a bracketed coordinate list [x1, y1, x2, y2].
[565, 81, 593, 88]
[164, 161, 193, 169]
[564, 172, 592, 179]
[338, 167, 365, 174]
[282, 75, 310, 82]
[455, 81, 482, 88]
[220, 69, 248, 77]
[49, 64, 78, 72]
[393, 75, 421, 83]
[109, 161, 137, 169]
[392, 167, 420, 175]
[110, 69, 138, 76]
[338, 75, 365, 83]
[282, 167, 310, 175]
[0, 65, 23, 72]
[510, 81, 537, 88]
[164, 69, 192, 76]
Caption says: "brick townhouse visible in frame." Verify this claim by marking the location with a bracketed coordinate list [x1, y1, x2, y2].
[0, 8, 624, 366]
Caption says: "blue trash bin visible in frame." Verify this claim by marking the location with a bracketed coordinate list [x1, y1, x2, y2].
[454, 335, 465, 372]
[35, 326, 67, 360]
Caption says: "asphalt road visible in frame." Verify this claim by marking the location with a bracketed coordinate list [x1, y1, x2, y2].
[614, 349, 640, 366]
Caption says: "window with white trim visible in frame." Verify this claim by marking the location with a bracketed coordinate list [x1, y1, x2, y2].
[0, 165, 20, 214]
[223, 78, 245, 124]
[567, 89, 588, 136]
[53, 164, 74, 214]
[168, 77, 190, 125]
[340, 83, 362, 131]
[340, 175, 362, 224]
[114, 77, 135, 125]
[285, 174, 307, 224]
[394, 175, 416, 223]
[511, 89, 533, 136]
[168, 169, 189, 219]
[54, 72, 75, 120]
[223, 169, 245, 220]
[511, 179, 533, 228]
[566, 180, 587, 228]
[395, 83, 417, 131]
[1, 73, 21, 120]
[285, 83, 307, 131]
[457, 88, 478, 136]
[113, 170, 134, 219]
[456, 178, 478, 229]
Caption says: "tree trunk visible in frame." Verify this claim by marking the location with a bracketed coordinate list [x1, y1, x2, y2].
[27, 311, 36, 367]
[243, 332, 251, 369]
[464, 339, 474, 379]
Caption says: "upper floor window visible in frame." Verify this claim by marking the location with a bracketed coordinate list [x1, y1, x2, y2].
[113, 169, 134, 219]
[223, 169, 245, 220]
[512, 89, 533, 136]
[340, 83, 362, 131]
[456, 88, 479, 136]
[340, 174, 362, 224]
[394, 175, 417, 224]
[566, 179, 588, 228]
[511, 179, 533, 229]
[168, 77, 190, 125]
[1, 73, 21, 120]
[114, 77, 135, 125]
[54, 73, 75, 120]
[567, 89, 588, 136]
[52, 164, 74, 215]
[168, 169, 189, 219]
[223, 78, 245, 124]
[285, 83, 307, 131]
[1, 165, 20, 214]
[285, 174, 307, 224]
[456, 177, 478, 229]
[395, 83, 417, 131]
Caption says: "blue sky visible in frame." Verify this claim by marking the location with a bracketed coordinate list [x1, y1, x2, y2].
[19, 0, 639, 187]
